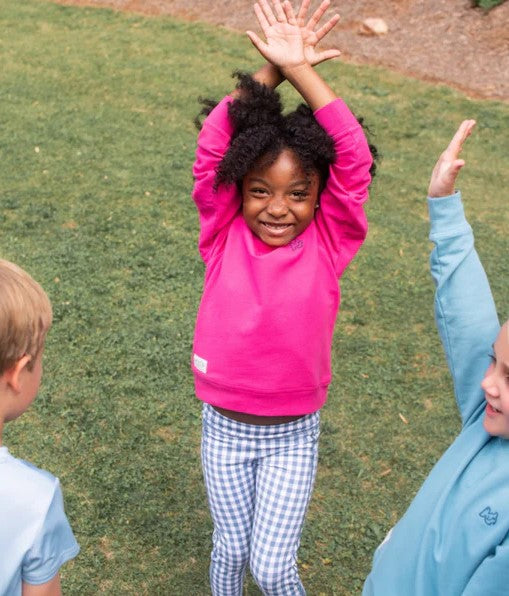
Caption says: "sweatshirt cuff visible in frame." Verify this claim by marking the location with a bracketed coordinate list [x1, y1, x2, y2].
[428, 191, 471, 240]
[314, 98, 359, 132]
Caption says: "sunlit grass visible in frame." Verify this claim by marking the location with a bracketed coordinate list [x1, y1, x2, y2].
[1, 0, 508, 592]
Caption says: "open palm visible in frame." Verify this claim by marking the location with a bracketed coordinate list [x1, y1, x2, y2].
[248, 0, 306, 68]
[297, 0, 341, 66]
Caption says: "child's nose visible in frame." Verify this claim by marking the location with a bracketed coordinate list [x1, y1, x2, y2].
[267, 196, 288, 217]
[481, 366, 500, 396]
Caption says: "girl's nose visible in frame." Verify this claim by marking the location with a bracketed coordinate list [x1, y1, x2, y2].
[267, 196, 288, 217]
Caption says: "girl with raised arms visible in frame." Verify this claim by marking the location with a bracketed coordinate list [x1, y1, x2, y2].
[191, 1, 375, 592]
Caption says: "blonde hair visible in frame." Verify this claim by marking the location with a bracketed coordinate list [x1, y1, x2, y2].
[0, 259, 52, 374]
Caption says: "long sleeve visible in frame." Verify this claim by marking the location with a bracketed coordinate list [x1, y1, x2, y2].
[429, 191, 500, 425]
[363, 193, 507, 596]
[192, 96, 241, 263]
[313, 99, 372, 277]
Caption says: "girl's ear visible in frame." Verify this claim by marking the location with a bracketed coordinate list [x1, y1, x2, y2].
[3, 355, 31, 393]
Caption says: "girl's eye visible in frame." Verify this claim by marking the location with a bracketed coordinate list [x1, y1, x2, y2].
[489, 353, 496, 363]
[251, 188, 267, 196]
[291, 191, 308, 200]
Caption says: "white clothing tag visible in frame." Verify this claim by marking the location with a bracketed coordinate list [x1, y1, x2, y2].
[193, 353, 208, 373]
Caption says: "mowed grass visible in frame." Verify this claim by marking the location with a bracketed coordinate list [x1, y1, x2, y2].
[1, 0, 508, 593]
[474, 0, 506, 9]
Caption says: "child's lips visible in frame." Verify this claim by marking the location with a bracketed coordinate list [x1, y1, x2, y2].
[486, 401, 502, 416]
[261, 221, 293, 235]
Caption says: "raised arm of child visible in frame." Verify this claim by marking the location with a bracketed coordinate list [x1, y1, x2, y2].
[427, 120, 500, 425]
[192, 0, 342, 262]
[363, 121, 509, 596]
[247, 0, 373, 275]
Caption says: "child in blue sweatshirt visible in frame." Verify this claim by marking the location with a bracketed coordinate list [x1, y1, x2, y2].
[364, 120, 509, 595]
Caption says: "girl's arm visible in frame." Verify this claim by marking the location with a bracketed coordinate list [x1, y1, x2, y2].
[247, 0, 372, 274]
[194, 0, 341, 262]
[192, 97, 240, 263]
[313, 99, 372, 276]
[428, 121, 499, 425]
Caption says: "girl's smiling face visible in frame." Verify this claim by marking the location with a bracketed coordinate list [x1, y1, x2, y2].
[242, 148, 320, 247]
[482, 322, 509, 439]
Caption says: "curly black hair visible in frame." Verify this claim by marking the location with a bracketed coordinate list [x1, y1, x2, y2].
[195, 71, 378, 191]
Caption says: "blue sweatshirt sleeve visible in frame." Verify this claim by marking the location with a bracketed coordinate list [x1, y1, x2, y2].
[428, 191, 500, 426]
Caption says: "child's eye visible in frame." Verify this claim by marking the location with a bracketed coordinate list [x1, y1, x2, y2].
[489, 353, 496, 363]
[291, 191, 308, 200]
[251, 188, 267, 196]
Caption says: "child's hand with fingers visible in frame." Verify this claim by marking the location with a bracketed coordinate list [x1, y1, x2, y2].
[247, 0, 340, 70]
[428, 119, 476, 198]
[246, 0, 307, 69]
[296, 0, 341, 66]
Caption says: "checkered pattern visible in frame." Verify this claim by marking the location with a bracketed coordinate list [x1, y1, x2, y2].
[201, 403, 320, 595]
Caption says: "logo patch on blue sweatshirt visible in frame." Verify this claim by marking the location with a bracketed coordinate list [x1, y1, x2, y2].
[479, 506, 498, 526]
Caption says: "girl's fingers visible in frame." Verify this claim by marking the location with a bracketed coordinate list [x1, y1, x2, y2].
[307, 0, 330, 30]
[315, 13, 340, 40]
[246, 29, 268, 53]
[258, 0, 277, 26]
[314, 48, 341, 63]
[272, 0, 288, 22]
[254, 2, 272, 34]
[282, 0, 298, 25]
[296, 0, 311, 26]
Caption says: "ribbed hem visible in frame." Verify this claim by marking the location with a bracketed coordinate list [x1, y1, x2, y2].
[194, 375, 327, 416]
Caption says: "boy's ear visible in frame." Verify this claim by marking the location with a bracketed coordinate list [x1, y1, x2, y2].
[3, 355, 31, 393]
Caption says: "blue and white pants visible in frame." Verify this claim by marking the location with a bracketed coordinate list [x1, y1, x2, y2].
[201, 403, 320, 595]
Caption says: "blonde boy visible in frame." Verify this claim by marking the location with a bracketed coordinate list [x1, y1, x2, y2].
[0, 260, 79, 595]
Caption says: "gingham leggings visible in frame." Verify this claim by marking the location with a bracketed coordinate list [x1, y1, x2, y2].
[201, 403, 320, 596]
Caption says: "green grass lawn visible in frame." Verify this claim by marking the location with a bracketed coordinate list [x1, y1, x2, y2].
[1, 0, 508, 593]
[474, 0, 506, 9]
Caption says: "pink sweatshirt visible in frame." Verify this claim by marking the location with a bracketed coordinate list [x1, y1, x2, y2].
[191, 96, 372, 416]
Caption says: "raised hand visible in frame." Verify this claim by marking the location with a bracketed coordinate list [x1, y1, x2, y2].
[246, 0, 338, 110]
[246, 0, 307, 69]
[428, 120, 476, 198]
[296, 0, 341, 66]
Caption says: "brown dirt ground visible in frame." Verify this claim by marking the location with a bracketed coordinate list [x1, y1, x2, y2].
[53, 0, 509, 101]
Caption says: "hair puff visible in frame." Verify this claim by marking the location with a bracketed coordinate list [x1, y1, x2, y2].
[196, 72, 378, 190]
